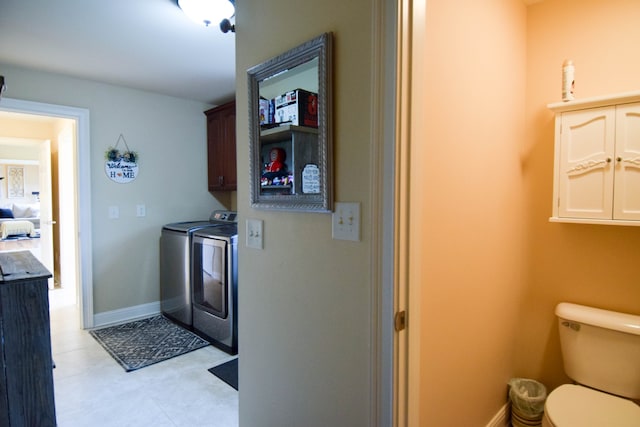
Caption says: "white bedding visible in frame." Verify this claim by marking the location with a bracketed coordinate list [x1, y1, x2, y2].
[1, 220, 35, 239]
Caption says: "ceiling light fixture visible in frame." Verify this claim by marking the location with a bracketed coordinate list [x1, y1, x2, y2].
[219, 18, 235, 33]
[178, 0, 235, 28]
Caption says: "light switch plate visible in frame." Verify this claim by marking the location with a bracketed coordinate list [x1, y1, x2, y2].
[332, 202, 360, 241]
[246, 219, 263, 249]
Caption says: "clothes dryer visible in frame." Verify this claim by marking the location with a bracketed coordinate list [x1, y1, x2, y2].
[192, 223, 238, 354]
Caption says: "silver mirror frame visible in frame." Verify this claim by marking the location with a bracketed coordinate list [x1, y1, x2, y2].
[247, 32, 333, 212]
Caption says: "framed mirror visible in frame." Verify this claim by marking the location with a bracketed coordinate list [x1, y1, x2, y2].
[248, 32, 333, 212]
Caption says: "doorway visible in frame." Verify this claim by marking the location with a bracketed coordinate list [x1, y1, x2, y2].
[0, 97, 94, 329]
[0, 136, 55, 285]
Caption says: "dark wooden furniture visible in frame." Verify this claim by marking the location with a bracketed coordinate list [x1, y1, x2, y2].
[0, 251, 55, 426]
[205, 101, 237, 191]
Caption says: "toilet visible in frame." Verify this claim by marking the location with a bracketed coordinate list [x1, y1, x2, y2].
[542, 302, 640, 427]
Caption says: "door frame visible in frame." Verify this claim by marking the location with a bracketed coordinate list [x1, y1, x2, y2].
[370, 0, 399, 425]
[392, 0, 426, 425]
[0, 97, 94, 329]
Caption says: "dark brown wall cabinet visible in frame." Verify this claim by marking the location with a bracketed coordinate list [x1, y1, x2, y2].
[0, 251, 55, 426]
[205, 101, 237, 191]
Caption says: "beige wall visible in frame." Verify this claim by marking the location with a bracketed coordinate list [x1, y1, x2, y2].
[0, 115, 56, 140]
[235, 0, 376, 425]
[0, 117, 56, 205]
[520, 0, 640, 390]
[411, 0, 528, 425]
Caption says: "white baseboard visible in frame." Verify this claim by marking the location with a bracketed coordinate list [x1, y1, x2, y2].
[486, 402, 509, 427]
[92, 301, 161, 328]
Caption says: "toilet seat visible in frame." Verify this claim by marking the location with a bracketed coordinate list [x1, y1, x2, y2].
[544, 384, 640, 427]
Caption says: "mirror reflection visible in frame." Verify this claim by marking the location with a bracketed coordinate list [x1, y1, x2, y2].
[259, 58, 318, 193]
[248, 33, 332, 212]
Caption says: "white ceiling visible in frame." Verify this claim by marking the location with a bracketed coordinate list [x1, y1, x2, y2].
[0, 0, 236, 106]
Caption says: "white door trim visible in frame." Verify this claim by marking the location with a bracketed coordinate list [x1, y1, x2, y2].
[370, 0, 398, 426]
[0, 97, 94, 329]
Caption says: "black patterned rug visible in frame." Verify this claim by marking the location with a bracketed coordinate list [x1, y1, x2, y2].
[89, 315, 209, 372]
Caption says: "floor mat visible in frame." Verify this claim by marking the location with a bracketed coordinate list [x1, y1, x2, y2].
[89, 315, 209, 372]
[208, 358, 238, 390]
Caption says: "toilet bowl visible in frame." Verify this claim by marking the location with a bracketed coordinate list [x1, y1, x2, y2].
[542, 384, 640, 427]
[543, 303, 640, 427]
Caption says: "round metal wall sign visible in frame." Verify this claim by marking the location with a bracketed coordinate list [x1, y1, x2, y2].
[105, 160, 138, 183]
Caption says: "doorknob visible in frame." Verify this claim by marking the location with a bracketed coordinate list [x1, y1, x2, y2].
[394, 311, 406, 332]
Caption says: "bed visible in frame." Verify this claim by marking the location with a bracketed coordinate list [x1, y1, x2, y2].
[0, 204, 40, 229]
[0, 220, 36, 239]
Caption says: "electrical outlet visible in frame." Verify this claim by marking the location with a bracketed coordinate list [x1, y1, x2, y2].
[332, 202, 360, 241]
[246, 219, 263, 249]
[136, 204, 146, 217]
[108, 206, 119, 219]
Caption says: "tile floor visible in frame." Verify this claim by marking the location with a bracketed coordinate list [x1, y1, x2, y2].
[49, 287, 239, 427]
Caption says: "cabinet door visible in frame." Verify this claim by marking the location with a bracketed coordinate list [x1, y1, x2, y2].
[0, 281, 56, 425]
[206, 102, 237, 191]
[207, 113, 221, 190]
[558, 107, 615, 219]
[613, 103, 640, 220]
[221, 104, 237, 189]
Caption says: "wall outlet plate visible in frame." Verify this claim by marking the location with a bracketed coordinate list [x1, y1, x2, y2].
[108, 206, 119, 219]
[246, 219, 263, 249]
[332, 202, 360, 241]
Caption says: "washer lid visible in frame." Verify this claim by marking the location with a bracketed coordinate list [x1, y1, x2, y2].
[163, 220, 213, 233]
[546, 384, 640, 427]
[193, 224, 237, 239]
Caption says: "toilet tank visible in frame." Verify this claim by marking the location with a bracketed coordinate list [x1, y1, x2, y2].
[556, 302, 640, 399]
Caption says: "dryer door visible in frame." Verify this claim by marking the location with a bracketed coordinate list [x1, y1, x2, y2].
[192, 235, 228, 319]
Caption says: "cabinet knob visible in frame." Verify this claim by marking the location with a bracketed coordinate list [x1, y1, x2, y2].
[606, 157, 612, 163]
[617, 157, 622, 162]
[218, 176, 224, 185]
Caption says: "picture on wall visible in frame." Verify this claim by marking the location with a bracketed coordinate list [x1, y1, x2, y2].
[7, 166, 24, 199]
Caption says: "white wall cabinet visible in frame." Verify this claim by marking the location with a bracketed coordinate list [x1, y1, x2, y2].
[548, 91, 640, 226]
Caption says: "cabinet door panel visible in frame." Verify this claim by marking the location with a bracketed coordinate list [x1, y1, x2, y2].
[207, 112, 225, 190]
[559, 107, 615, 219]
[222, 107, 237, 189]
[613, 103, 640, 220]
[206, 101, 237, 191]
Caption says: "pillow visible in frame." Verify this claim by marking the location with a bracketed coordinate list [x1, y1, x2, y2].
[0, 208, 14, 219]
[11, 203, 30, 218]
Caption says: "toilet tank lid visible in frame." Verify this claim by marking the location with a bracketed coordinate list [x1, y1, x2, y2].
[556, 303, 640, 336]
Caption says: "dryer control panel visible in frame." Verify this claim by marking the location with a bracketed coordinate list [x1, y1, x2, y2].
[209, 210, 237, 223]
